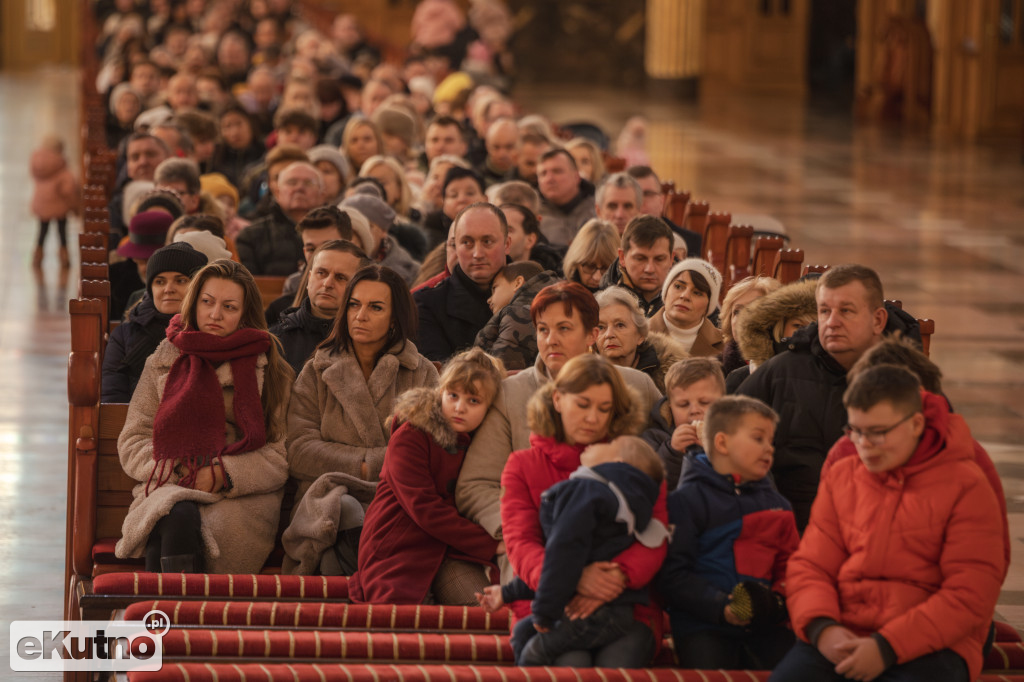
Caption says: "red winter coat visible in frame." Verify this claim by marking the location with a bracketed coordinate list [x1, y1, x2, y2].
[500, 433, 669, 645]
[348, 388, 499, 604]
[820, 390, 1011, 576]
[30, 148, 79, 221]
[787, 392, 1006, 680]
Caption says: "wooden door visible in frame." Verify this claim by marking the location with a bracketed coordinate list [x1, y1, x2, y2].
[985, 0, 1024, 134]
[742, 0, 810, 93]
[1, 0, 78, 68]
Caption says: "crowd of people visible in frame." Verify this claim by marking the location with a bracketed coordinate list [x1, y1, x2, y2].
[74, 1, 1011, 679]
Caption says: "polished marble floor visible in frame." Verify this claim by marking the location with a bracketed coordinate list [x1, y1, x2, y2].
[0, 69, 1022, 678]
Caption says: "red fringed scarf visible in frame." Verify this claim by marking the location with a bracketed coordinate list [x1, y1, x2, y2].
[147, 314, 272, 494]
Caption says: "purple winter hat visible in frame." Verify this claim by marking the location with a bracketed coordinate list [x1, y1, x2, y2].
[117, 210, 175, 259]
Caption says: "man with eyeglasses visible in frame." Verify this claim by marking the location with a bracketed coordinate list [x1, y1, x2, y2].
[772, 363, 1004, 682]
[736, 265, 921, 530]
[237, 162, 325, 275]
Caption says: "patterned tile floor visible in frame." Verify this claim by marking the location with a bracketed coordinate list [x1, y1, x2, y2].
[0, 70, 1022, 680]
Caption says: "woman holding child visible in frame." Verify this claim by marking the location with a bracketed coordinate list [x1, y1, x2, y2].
[286, 265, 438, 500]
[116, 259, 294, 574]
[500, 353, 668, 667]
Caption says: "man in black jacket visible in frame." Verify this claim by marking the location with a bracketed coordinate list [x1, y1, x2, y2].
[236, 162, 323, 276]
[270, 240, 370, 373]
[414, 202, 511, 362]
[735, 264, 921, 530]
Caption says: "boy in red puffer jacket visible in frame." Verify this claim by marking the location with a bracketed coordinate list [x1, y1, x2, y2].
[771, 364, 1006, 682]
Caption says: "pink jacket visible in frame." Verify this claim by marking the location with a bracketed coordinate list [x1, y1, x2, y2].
[30, 148, 78, 221]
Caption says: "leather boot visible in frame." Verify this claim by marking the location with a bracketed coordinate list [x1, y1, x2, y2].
[58, 246, 70, 269]
[32, 246, 43, 267]
[160, 554, 199, 573]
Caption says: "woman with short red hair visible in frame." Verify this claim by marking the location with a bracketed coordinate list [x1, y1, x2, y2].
[454, 282, 663, 577]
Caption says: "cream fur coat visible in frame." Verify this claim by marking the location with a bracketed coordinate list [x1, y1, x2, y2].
[115, 340, 290, 574]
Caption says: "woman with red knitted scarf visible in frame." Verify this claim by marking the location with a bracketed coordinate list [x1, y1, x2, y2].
[115, 260, 294, 574]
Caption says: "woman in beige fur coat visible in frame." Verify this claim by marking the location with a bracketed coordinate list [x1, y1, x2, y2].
[286, 265, 438, 503]
[116, 260, 294, 574]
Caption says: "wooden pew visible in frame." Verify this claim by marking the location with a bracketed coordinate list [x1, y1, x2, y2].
[724, 224, 755, 292]
[255, 275, 288, 310]
[751, 236, 786, 277]
[774, 248, 805, 284]
[80, 245, 108, 267]
[80, 262, 109, 281]
[79, 279, 111, 335]
[685, 201, 710, 244]
[665, 186, 691, 226]
[801, 263, 830, 277]
[702, 212, 731, 274]
[918, 318, 935, 356]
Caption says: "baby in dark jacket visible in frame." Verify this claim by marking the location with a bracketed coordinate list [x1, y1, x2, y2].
[477, 435, 671, 666]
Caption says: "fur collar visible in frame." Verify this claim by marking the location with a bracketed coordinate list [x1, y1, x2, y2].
[735, 279, 817, 366]
[643, 331, 689, 377]
[390, 387, 459, 452]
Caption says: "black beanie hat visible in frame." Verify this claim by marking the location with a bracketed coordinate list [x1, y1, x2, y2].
[146, 242, 208, 295]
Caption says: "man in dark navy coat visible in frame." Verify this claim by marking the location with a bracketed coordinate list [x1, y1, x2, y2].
[414, 202, 511, 362]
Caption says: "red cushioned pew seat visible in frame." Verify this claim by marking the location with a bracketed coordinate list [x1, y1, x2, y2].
[80, 573, 352, 619]
[123, 601, 512, 633]
[129, 664, 773, 682]
[997, 621, 1024, 643]
[153, 628, 678, 666]
[92, 572, 349, 600]
[125, 664, 1024, 682]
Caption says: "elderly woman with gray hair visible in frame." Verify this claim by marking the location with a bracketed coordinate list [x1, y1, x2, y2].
[594, 287, 689, 393]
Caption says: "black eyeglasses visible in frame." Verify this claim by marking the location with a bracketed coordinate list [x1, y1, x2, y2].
[578, 262, 609, 277]
[843, 412, 916, 446]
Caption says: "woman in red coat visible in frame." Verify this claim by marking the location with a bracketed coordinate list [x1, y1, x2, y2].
[348, 348, 504, 605]
[500, 353, 668, 667]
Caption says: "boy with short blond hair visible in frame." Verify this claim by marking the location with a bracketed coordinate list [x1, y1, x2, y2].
[642, 357, 726, 489]
[659, 395, 799, 670]
[770, 365, 1005, 682]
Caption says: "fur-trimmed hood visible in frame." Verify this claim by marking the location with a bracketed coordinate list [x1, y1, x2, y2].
[390, 387, 461, 453]
[635, 331, 690, 393]
[735, 279, 817, 367]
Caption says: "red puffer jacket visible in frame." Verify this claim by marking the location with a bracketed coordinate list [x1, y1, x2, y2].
[820, 390, 1011, 576]
[787, 394, 1006, 680]
[500, 433, 669, 648]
